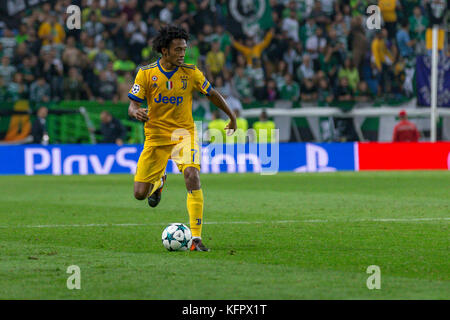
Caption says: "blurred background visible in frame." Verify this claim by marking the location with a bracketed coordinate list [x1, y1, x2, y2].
[0, 0, 448, 146]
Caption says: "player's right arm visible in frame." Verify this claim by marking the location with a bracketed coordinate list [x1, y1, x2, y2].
[128, 99, 149, 122]
[128, 68, 149, 122]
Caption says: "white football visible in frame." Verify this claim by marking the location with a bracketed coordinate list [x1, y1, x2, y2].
[161, 223, 192, 251]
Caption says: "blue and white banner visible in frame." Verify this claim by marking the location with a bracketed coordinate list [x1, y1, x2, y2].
[0, 143, 357, 176]
[416, 54, 450, 107]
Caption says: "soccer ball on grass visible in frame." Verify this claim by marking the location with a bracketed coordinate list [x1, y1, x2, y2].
[161, 223, 193, 251]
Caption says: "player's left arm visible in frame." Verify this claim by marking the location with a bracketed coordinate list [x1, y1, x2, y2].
[207, 88, 237, 135]
[193, 66, 237, 134]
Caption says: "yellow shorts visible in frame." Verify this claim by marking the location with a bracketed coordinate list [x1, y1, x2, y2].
[134, 138, 201, 184]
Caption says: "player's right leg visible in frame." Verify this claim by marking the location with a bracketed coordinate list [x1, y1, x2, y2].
[133, 181, 152, 200]
[133, 144, 171, 207]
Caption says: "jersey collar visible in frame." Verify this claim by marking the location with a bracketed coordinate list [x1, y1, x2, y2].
[157, 58, 179, 80]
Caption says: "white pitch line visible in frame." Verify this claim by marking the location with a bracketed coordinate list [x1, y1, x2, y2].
[0, 217, 448, 229]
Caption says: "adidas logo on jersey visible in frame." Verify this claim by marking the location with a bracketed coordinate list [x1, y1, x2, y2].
[154, 93, 183, 106]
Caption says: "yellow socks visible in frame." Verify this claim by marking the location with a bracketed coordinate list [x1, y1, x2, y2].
[187, 189, 204, 238]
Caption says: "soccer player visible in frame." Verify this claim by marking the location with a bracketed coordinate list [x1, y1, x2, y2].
[127, 26, 237, 252]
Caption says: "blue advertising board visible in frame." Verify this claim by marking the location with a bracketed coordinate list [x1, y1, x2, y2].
[0, 143, 357, 175]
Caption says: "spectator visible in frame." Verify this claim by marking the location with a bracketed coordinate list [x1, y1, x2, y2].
[265, 79, 279, 102]
[298, 54, 315, 82]
[396, 20, 415, 59]
[29, 76, 51, 105]
[371, 29, 394, 95]
[321, 0, 337, 18]
[102, 0, 121, 29]
[409, 6, 428, 54]
[317, 78, 334, 105]
[31, 106, 49, 144]
[25, 28, 41, 57]
[350, 0, 368, 17]
[84, 11, 105, 38]
[309, 1, 331, 29]
[88, 39, 116, 74]
[327, 28, 345, 63]
[265, 17, 289, 63]
[282, 9, 300, 42]
[95, 110, 126, 145]
[205, 41, 226, 79]
[348, 16, 368, 71]
[121, 0, 138, 21]
[40, 50, 64, 101]
[110, 12, 129, 49]
[19, 55, 37, 85]
[272, 60, 288, 92]
[15, 24, 28, 45]
[354, 81, 374, 103]
[173, 1, 194, 26]
[300, 17, 317, 47]
[232, 67, 253, 104]
[332, 13, 349, 49]
[393, 110, 420, 142]
[159, 2, 175, 24]
[8, 72, 28, 102]
[216, 77, 243, 113]
[231, 29, 274, 66]
[246, 59, 266, 101]
[300, 78, 318, 102]
[192, 0, 215, 33]
[81, 0, 102, 22]
[197, 33, 211, 69]
[283, 40, 301, 75]
[214, 25, 232, 68]
[305, 26, 327, 61]
[37, 13, 65, 46]
[336, 77, 354, 102]
[0, 55, 17, 83]
[126, 13, 148, 63]
[338, 58, 359, 91]
[12, 42, 28, 67]
[95, 71, 118, 102]
[253, 110, 276, 143]
[62, 36, 85, 69]
[280, 74, 300, 102]
[378, 0, 398, 40]
[0, 28, 17, 58]
[63, 68, 85, 100]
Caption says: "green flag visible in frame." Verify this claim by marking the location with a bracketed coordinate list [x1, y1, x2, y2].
[228, 0, 274, 35]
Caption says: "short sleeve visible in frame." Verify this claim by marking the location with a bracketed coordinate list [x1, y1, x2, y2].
[193, 67, 212, 96]
[128, 68, 147, 103]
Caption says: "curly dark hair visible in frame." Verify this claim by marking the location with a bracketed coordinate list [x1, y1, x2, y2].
[152, 25, 190, 54]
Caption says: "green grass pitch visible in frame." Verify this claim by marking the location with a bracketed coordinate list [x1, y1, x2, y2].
[0, 171, 448, 299]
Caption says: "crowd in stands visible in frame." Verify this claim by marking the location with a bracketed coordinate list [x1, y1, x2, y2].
[0, 0, 445, 110]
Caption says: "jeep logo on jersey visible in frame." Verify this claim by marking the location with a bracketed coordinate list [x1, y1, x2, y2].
[154, 93, 183, 106]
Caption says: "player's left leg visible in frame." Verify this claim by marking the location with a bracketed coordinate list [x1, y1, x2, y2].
[183, 166, 209, 252]
[134, 144, 171, 207]
[172, 138, 209, 251]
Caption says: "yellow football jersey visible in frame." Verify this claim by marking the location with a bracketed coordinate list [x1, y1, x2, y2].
[128, 59, 212, 146]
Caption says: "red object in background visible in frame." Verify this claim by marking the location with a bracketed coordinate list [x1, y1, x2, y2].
[392, 120, 420, 142]
[358, 142, 450, 170]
